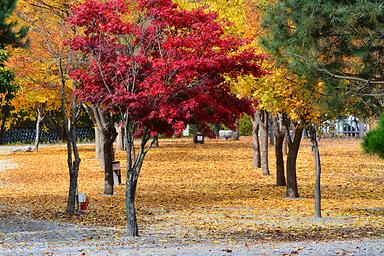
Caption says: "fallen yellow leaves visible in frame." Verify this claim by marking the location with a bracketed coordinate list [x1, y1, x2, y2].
[0, 138, 383, 242]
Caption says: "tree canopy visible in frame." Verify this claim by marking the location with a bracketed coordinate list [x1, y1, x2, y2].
[68, 0, 267, 235]
[0, 0, 28, 48]
[261, 0, 384, 117]
[0, 0, 28, 143]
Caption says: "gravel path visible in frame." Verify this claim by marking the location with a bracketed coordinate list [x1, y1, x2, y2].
[0, 214, 383, 256]
[1, 225, 384, 256]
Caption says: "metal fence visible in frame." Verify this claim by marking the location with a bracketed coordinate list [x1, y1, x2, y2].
[318, 117, 376, 139]
[0, 128, 95, 144]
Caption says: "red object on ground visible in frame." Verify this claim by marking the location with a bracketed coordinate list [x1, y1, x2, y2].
[80, 198, 89, 211]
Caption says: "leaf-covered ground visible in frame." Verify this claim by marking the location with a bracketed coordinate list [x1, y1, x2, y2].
[0, 138, 383, 243]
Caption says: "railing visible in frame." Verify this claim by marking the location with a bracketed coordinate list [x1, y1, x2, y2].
[0, 128, 95, 144]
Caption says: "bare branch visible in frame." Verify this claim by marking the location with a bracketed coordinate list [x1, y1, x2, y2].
[318, 68, 384, 85]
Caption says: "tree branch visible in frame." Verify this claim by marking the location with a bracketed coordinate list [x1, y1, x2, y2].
[318, 68, 384, 85]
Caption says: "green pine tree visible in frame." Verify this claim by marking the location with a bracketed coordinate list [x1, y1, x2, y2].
[0, 0, 28, 143]
[0, 0, 28, 48]
[260, 0, 384, 218]
[260, 0, 384, 115]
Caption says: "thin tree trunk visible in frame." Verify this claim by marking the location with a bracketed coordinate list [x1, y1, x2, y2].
[259, 110, 270, 175]
[66, 122, 81, 215]
[92, 106, 117, 195]
[273, 115, 285, 186]
[57, 35, 81, 215]
[124, 117, 138, 236]
[283, 136, 288, 156]
[115, 122, 125, 151]
[251, 113, 261, 168]
[308, 126, 322, 218]
[233, 120, 240, 140]
[67, 167, 78, 213]
[0, 105, 10, 144]
[285, 123, 303, 198]
[192, 124, 198, 143]
[124, 115, 154, 236]
[153, 134, 159, 147]
[32, 106, 44, 152]
[60, 73, 81, 214]
[83, 104, 102, 158]
[97, 126, 105, 167]
[103, 138, 114, 195]
[213, 123, 220, 138]
[62, 91, 81, 214]
[192, 124, 204, 144]
[95, 126, 101, 159]
[126, 165, 139, 236]
[275, 136, 285, 186]
[269, 114, 274, 146]
[286, 148, 299, 197]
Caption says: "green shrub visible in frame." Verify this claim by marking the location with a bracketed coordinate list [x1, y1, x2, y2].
[362, 116, 384, 159]
[238, 115, 253, 136]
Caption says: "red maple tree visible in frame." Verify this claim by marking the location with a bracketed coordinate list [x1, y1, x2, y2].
[68, 0, 267, 236]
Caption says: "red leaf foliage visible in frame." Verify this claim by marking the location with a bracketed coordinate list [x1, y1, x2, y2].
[68, 0, 267, 134]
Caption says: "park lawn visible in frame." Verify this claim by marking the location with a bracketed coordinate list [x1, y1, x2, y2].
[0, 137, 383, 242]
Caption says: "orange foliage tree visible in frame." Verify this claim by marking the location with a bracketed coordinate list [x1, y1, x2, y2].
[11, 0, 83, 214]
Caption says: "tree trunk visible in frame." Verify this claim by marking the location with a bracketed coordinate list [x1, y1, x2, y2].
[65, 119, 81, 215]
[95, 126, 101, 159]
[308, 126, 322, 218]
[92, 106, 117, 195]
[32, 107, 44, 152]
[67, 166, 79, 214]
[124, 117, 154, 236]
[115, 123, 125, 151]
[213, 123, 220, 138]
[103, 139, 114, 195]
[126, 165, 139, 236]
[251, 113, 261, 168]
[0, 105, 10, 144]
[285, 124, 303, 198]
[233, 120, 240, 140]
[62, 100, 81, 215]
[275, 136, 285, 186]
[83, 104, 102, 159]
[97, 127, 105, 167]
[61, 88, 81, 214]
[58, 38, 81, 215]
[259, 110, 270, 175]
[153, 135, 159, 147]
[273, 115, 286, 186]
[192, 124, 203, 144]
[283, 136, 288, 156]
[269, 114, 274, 146]
[192, 124, 197, 143]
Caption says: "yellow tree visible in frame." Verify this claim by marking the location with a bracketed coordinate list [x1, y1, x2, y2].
[8, 46, 62, 151]
[178, 0, 275, 176]
[11, 0, 82, 213]
[16, 1, 123, 196]
[179, 0, 327, 201]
